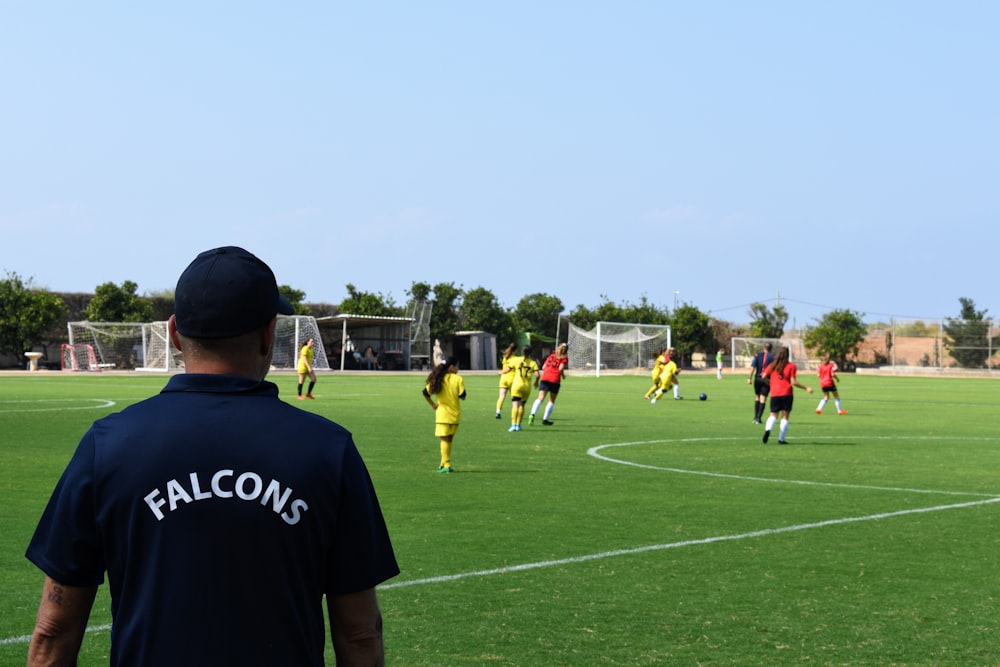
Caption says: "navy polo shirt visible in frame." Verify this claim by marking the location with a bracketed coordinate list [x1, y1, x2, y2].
[27, 374, 398, 666]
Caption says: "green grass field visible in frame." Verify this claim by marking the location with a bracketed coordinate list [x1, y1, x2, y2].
[3, 370, 1000, 665]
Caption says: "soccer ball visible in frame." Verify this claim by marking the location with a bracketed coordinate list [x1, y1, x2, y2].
[699, 393, 707, 401]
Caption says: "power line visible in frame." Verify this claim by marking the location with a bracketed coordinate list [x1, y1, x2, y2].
[707, 296, 948, 321]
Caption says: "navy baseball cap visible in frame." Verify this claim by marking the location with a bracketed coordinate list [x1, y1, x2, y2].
[174, 246, 294, 339]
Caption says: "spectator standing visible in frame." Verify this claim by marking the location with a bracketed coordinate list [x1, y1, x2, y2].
[25, 246, 398, 666]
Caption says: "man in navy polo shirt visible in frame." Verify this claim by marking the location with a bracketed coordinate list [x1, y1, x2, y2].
[26, 246, 399, 666]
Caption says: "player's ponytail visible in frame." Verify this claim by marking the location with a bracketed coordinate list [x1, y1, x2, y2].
[426, 356, 458, 394]
[772, 346, 790, 378]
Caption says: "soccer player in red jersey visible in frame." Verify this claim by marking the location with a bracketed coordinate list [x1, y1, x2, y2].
[530, 343, 569, 425]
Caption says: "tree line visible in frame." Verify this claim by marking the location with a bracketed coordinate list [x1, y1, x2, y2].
[1, 270, 996, 370]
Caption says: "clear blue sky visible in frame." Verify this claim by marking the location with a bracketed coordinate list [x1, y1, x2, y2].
[2, 2, 996, 328]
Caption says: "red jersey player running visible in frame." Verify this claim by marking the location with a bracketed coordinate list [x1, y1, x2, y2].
[815, 353, 847, 415]
[761, 346, 813, 445]
[529, 343, 569, 426]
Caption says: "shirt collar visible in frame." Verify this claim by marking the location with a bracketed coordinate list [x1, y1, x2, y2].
[161, 373, 280, 397]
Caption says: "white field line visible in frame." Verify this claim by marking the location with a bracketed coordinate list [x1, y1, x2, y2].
[380, 436, 1000, 591]
[588, 438, 999, 498]
[381, 495, 1000, 590]
[8, 496, 996, 646]
[0, 399, 116, 413]
[1, 625, 111, 647]
[7, 436, 998, 646]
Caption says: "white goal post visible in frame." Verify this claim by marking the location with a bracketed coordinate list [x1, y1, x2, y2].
[729, 337, 783, 370]
[141, 321, 183, 372]
[66, 316, 329, 372]
[567, 321, 672, 377]
[67, 321, 183, 371]
[271, 315, 330, 371]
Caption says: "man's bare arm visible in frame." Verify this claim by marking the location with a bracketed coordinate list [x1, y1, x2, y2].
[328, 587, 385, 666]
[26, 576, 97, 667]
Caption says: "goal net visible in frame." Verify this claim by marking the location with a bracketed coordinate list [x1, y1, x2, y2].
[730, 337, 783, 370]
[567, 321, 671, 377]
[66, 321, 183, 371]
[61, 343, 100, 371]
[140, 321, 184, 372]
[66, 317, 330, 372]
[271, 315, 330, 371]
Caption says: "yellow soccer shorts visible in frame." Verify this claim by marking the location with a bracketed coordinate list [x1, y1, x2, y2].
[435, 423, 460, 438]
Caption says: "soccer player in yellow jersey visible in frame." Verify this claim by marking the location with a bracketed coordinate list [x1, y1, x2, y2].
[651, 349, 681, 403]
[422, 356, 466, 473]
[495, 343, 516, 418]
[643, 347, 669, 400]
[296, 338, 317, 399]
[507, 346, 539, 432]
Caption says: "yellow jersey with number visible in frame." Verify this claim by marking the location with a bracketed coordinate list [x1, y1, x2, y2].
[509, 356, 539, 399]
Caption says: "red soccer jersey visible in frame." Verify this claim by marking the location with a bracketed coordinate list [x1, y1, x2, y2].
[764, 362, 798, 397]
[540, 353, 568, 383]
[818, 362, 837, 388]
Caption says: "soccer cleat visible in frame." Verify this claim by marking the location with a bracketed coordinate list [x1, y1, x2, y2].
[296, 395, 305, 400]
[816, 409, 823, 414]
[650, 398, 657, 405]
[306, 393, 315, 399]
[762, 429, 771, 443]
[529, 414, 535, 425]
[542, 419, 554, 426]
[508, 425, 519, 432]
[752, 419, 761, 424]
[674, 396, 683, 400]
[436, 466, 453, 474]
[838, 410, 847, 415]
[495, 412, 501, 419]
[778, 440, 787, 445]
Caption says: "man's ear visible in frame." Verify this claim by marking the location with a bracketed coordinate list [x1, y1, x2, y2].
[261, 317, 278, 355]
[168, 315, 184, 352]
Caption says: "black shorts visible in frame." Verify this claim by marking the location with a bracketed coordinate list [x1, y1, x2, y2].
[538, 380, 561, 395]
[754, 377, 771, 396]
[821, 385, 836, 393]
[769, 394, 794, 413]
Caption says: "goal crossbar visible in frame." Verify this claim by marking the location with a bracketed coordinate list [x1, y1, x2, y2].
[567, 321, 671, 377]
[729, 337, 783, 370]
[66, 321, 183, 372]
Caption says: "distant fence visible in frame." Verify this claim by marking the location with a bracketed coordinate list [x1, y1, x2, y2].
[857, 318, 999, 371]
[798, 318, 999, 372]
[725, 318, 999, 373]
